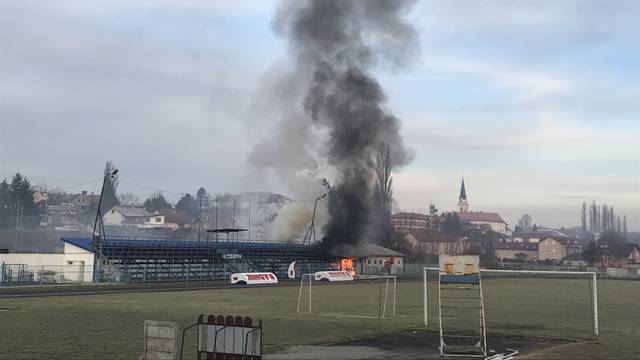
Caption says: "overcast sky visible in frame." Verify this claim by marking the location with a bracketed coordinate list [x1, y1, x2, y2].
[1, 0, 638, 230]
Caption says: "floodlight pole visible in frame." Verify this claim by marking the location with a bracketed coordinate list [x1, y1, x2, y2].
[92, 169, 118, 282]
[303, 181, 331, 246]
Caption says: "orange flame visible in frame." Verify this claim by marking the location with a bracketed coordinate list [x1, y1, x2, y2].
[340, 257, 355, 275]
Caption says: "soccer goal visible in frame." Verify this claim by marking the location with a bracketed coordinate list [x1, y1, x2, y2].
[296, 274, 397, 319]
[423, 267, 599, 336]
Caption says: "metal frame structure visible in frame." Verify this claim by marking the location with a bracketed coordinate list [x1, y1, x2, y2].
[180, 314, 263, 360]
[423, 267, 600, 336]
[437, 271, 487, 357]
[296, 274, 397, 320]
[65, 237, 329, 283]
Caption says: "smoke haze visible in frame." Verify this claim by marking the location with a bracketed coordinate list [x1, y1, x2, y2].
[252, 0, 419, 250]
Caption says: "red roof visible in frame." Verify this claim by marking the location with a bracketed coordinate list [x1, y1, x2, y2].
[494, 242, 538, 251]
[456, 211, 506, 224]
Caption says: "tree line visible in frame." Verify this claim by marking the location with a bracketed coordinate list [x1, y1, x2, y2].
[0, 161, 213, 230]
[580, 201, 628, 235]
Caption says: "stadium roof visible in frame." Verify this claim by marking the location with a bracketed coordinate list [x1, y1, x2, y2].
[61, 237, 309, 252]
[333, 243, 405, 257]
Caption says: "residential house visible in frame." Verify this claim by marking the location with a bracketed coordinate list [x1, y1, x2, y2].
[69, 191, 99, 212]
[103, 206, 152, 225]
[512, 230, 569, 243]
[538, 236, 581, 261]
[600, 243, 640, 268]
[494, 242, 538, 262]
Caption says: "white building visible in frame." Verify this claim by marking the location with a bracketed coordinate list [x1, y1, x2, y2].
[457, 211, 508, 234]
[0, 239, 95, 283]
[103, 207, 179, 230]
[103, 206, 152, 225]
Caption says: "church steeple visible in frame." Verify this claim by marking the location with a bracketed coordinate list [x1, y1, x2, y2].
[458, 178, 469, 212]
[459, 178, 467, 201]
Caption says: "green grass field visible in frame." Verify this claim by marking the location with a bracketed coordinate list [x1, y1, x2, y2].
[0, 278, 638, 359]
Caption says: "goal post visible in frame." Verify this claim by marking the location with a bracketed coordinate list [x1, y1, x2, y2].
[296, 273, 397, 319]
[423, 267, 599, 336]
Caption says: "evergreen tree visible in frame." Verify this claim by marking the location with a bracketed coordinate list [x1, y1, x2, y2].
[0, 179, 10, 228]
[609, 207, 615, 232]
[5, 173, 37, 229]
[443, 213, 464, 236]
[582, 241, 600, 266]
[176, 193, 199, 219]
[589, 201, 598, 233]
[144, 192, 172, 212]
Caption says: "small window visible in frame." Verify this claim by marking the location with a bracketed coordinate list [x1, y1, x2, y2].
[367, 259, 371, 264]
[155, 217, 161, 223]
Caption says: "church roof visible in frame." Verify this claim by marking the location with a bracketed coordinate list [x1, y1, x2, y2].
[459, 178, 467, 200]
[456, 211, 506, 224]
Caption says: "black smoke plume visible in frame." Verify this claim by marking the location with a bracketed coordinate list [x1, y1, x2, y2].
[274, 0, 419, 253]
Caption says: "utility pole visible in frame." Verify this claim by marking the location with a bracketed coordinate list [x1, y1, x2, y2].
[232, 198, 236, 241]
[215, 195, 219, 241]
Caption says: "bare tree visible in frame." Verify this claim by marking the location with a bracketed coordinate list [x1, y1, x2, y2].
[517, 214, 533, 232]
[375, 144, 393, 247]
[118, 192, 139, 207]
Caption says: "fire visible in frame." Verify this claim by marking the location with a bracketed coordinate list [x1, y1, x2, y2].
[340, 257, 355, 275]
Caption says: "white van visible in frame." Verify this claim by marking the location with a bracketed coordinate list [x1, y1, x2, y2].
[230, 272, 278, 285]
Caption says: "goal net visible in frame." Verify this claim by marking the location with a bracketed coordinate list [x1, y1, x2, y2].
[423, 267, 599, 340]
[296, 274, 397, 319]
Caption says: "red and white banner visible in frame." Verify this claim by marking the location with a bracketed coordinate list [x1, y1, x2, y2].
[230, 272, 278, 285]
[314, 271, 354, 282]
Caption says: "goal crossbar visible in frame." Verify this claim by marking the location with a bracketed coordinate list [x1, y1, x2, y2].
[423, 267, 599, 336]
[296, 273, 397, 319]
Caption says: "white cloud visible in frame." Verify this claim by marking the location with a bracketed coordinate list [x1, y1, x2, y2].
[424, 56, 572, 99]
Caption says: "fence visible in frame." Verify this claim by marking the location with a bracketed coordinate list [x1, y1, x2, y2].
[1, 263, 92, 285]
